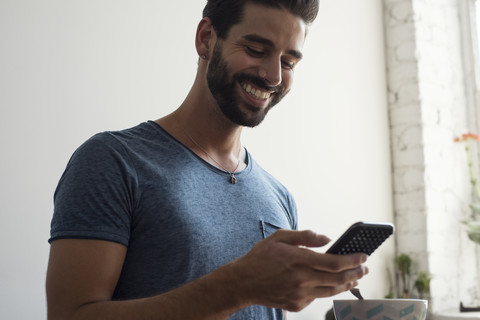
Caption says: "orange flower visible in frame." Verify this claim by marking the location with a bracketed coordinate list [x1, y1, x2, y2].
[454, 133, 479, 142]
[470, 133, 479, 140]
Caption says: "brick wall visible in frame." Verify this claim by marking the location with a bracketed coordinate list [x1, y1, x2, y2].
[384, 0, 480, 314]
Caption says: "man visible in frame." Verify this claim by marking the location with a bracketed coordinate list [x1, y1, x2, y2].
[46, 1, 369, 319]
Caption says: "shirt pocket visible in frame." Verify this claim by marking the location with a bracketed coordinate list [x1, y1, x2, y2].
[260, 220, 284, 239]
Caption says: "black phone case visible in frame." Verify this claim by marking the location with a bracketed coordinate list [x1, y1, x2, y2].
[326, 222, 394, 255]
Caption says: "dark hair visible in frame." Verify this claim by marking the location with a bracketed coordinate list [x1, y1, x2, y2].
[202, 0, 319, 39]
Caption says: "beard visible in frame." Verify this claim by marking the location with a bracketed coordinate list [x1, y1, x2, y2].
[206, 41, 288, 128]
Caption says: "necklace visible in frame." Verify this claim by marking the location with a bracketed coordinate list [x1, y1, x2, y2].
[187, 134, 242, 184]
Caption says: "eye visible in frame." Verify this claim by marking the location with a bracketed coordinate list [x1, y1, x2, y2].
[282, 60, 296, 70]
[246, 46, 265, 56]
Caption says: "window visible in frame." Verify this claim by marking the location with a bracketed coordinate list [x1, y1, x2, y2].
[464, 0, 480, 128]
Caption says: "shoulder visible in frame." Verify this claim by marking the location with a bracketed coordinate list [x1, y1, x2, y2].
[71, 122, 160, 162]
[61, 123, 159, 186]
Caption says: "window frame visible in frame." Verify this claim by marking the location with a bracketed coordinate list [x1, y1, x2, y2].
[460, 0, 480, 133]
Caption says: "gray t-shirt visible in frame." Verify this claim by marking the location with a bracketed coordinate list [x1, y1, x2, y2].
[50, 121, 297, 319]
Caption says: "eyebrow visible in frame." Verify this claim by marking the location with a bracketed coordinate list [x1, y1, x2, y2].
[242, 34, 303, 60]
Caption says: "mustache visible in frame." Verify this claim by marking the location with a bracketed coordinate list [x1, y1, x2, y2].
[234, 73, 285, 94]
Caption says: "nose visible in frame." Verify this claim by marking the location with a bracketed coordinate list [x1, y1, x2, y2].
[259, 58, 282, 87]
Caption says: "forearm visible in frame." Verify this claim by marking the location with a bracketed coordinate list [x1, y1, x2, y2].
[70, 263, 249, 320]
[48, 231, 368, 320]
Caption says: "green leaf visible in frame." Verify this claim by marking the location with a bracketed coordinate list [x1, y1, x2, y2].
[470, 202, 480, 214]
[414, 271, 431, 294]
[467, 229, 480, 244]
[463, 220, 480, 230]
[396, 254, 412, 274]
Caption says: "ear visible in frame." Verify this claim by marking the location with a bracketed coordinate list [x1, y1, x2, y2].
[195, 17, 216, 59]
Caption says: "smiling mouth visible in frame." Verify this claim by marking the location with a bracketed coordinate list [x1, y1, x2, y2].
[240, 81, 272, 100]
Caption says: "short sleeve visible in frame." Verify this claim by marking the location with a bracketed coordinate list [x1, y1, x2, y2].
[288, 194, 298, 230]
[49, 133, 138, 246]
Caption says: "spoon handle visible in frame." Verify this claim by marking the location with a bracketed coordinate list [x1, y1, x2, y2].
[350, 288, 364, 300]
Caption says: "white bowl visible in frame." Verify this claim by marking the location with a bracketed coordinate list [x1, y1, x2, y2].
[333, 299, 428, 320]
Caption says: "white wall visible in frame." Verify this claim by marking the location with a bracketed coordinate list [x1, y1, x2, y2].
[384, 0, 480, 314]
[0, 1, 392, 319]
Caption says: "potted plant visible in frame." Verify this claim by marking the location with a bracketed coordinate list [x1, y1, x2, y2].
[454, 133, 480, 244]
[386, 253, 431, 300]
[453, 133, 480, 312]
[383, 253, 432, 319]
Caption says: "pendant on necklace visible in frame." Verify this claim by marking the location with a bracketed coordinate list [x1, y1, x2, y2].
[230, 174, 238, 184]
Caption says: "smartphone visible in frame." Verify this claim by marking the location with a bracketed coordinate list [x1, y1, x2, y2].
[326, 222, 394, 255]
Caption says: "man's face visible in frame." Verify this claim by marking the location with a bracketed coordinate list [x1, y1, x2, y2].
[206, 3, 306, 127]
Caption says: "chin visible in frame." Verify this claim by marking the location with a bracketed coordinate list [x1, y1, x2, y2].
[230, 105, 271, 128]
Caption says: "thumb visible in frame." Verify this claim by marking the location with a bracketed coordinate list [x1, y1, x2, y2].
[273, 229, 331, 248]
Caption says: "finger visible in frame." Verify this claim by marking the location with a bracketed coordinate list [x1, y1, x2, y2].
[272, 229, 331, 248]
[299, 265, 369, 287]
[309, 280, 360, 299]
[287, 246, 367, 273]
[312, 253, 368, 272]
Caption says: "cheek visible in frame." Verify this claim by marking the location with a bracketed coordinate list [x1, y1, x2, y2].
[282, 70, 294, 89]
[235, 59, 262, 74]
[225, 51, 274, 75]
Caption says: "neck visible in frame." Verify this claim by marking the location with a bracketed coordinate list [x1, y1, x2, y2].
[175, 102, 242, 153]
[155, 60, 247, 173]
[159, 65, 243, 154]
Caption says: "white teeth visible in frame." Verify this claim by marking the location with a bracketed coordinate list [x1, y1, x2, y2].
[241, 82, 270, 100]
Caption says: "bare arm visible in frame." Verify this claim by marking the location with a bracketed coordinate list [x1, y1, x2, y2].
[46, 230, 368, 320]
[46, 239, 246, 320]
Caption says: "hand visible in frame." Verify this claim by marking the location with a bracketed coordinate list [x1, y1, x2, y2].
[229, 229, 369, 312]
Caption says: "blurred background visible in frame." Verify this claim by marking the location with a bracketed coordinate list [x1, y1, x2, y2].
[2, 0, 479, 319]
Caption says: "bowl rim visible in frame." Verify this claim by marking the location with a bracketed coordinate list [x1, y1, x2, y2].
[333, 299, 428, 302]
